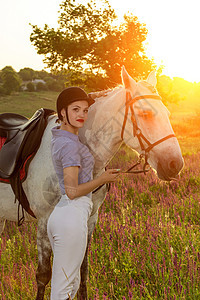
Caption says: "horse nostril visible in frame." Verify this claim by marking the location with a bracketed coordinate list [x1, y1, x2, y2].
[169, 160, 177, 171]
[168, 158, 183, 173]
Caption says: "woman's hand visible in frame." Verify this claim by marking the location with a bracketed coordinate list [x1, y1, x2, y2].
[98, 169, 121, 184]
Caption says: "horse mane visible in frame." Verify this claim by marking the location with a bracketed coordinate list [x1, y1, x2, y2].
[88, 86, 121, 101]
[89, 79, 157, 102]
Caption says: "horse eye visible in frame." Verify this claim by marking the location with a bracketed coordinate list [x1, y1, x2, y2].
[138, 111, 153, 118]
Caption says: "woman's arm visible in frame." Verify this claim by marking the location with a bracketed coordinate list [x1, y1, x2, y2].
[63, 166, 120, 200]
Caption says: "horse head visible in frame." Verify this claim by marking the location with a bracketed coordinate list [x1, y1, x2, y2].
[121, 66, 184, 181]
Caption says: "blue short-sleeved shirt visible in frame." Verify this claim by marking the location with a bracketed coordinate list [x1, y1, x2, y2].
[51, 126, 95, 198]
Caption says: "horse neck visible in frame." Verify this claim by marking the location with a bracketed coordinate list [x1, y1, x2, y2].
[79, 87, 128, 174]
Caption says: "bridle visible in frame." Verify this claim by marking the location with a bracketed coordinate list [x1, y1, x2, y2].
[92, 90, 176, 194]
[120, 91, 176, 174]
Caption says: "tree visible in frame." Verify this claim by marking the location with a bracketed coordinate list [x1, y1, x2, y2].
[35, 70, 50, 80]
[30, 0, 155, 89]
[46, 78, 64, 91]
[157, 75, 183, 105]
[18, 67, 36, 81]
[1, 66, 22, 95]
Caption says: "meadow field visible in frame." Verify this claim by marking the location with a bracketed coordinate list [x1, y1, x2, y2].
[0, 92, 200, 299]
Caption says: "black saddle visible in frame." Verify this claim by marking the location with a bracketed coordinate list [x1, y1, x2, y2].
[0, 110, 48, 178]
[0, 108, 55, 224]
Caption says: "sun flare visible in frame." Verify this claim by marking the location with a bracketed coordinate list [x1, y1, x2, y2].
[110, 0, 200, 83]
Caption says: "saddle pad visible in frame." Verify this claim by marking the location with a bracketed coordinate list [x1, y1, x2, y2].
[0, 136, 33, 183]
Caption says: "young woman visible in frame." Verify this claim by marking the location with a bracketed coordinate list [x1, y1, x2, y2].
[47, 87, 120, 300]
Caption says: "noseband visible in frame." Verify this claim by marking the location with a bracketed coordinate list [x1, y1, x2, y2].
[121, 92, 176, 174]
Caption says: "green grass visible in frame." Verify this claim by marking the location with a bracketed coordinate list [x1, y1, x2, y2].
[0, 91, 58, 117]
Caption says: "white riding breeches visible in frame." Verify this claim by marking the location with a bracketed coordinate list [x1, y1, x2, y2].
[47, 194, 93, 300]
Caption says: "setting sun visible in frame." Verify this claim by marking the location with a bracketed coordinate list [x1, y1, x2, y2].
[110, 0, 200, 82]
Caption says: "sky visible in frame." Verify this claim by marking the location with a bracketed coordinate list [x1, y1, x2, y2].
[0, 0, 200, 82]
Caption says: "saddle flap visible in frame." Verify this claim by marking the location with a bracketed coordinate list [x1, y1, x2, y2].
[0, 130, 26, 177]
[0, 109, 44, 178]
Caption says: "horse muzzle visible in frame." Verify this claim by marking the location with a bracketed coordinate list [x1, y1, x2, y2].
[156, 154, 184, 181]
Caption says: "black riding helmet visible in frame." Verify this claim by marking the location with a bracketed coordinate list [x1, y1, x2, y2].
[56, 87, 95, 122]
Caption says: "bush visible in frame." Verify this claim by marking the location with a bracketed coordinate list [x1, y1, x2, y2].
[36, 82, 47, 91]
[26, 82, 35, 92]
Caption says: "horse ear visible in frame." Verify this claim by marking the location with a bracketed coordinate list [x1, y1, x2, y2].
[121, 66, 136, 90]
[147, 70, 157, 87]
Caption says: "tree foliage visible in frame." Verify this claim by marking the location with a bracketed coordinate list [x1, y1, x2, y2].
[18, 68, 36, 81]
[0, 66, 22, 95]
[156, 75, 193, 105]
[30, 0, 155, 89]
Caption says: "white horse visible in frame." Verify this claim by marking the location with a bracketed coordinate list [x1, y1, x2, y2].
[0, 67, 183, 299]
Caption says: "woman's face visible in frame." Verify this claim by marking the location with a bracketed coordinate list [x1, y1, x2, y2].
[61, 100, 89, 128]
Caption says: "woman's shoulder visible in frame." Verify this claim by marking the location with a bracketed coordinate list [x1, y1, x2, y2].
[53, 136, 79, 150]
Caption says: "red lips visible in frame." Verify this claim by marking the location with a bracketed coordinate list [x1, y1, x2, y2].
[77, 119, 84, 123]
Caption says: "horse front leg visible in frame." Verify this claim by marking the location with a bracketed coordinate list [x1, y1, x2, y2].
[36, 216, 52, 300]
